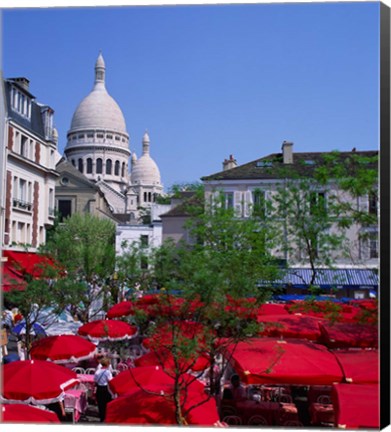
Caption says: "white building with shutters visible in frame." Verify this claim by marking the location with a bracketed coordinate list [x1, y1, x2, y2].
[2, 77, 59, 251]
[201, 142, 378, 270]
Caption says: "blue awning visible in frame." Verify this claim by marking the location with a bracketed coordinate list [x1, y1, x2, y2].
[261, 268, 378, 290]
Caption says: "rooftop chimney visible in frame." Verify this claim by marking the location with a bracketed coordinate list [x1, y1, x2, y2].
[282, 141, 293, 164]
[12, 77, 30, 92]
[222, 154, 238, 171]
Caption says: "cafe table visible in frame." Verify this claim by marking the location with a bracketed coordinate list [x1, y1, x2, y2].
[64, 388, 88, 423]
[77, 373, 96, 399]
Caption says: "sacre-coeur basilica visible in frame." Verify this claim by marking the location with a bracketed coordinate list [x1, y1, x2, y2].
[51, 52, 171, 252]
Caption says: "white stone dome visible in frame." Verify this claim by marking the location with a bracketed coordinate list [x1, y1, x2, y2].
[68, 53, 127, 135]
[131, 154, 161, 185]
[131, 131, 161, 185]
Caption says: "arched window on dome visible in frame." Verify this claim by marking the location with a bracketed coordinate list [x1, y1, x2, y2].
[106, 159, 112, 175]
[71, 159, 75, 167]
[144, 192, 147, 202]
[87, 158, 93, 174]
[78, 158, 83, 173]
[96, 158, 103, 174]
[121, 162, 125, 177]
[148, 192, 152, 202]
[115, 160, 120, 176]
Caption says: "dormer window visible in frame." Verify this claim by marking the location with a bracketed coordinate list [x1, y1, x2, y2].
[10, 86, 31, 119]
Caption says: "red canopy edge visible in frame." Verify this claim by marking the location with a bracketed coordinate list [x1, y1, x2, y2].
[332, 383, 379, 429]
[333, 349, 379, 384]
[224, 337, 344, 386]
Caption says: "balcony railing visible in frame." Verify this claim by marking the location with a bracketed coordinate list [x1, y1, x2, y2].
[12, 198, 32, 212]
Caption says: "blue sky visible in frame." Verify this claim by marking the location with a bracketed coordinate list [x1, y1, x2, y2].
[2, 2, 380, 190]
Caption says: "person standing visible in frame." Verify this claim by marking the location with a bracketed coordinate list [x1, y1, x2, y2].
[94, 357, 113, 422]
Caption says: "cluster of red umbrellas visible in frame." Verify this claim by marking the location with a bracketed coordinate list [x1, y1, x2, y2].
[105, 365, 219, 425]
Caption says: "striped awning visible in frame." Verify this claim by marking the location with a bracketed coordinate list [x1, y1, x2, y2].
[262, 268, 378, 289]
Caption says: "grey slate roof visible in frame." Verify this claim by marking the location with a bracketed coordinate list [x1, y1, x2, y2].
[4, 79, 50, 141]
[201, 150, 378, 182]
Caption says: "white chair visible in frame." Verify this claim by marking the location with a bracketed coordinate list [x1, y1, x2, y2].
[279, 394, 293, 403]
[317, 394, 331, 404]
[85, 368, 96, 375]
[116, 362, 128, 372]
[72, 367, 85, 374]
[248, 415, 268, 425]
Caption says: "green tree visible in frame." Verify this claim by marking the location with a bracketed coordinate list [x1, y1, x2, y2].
[270, 151, 378, 286]
[42, 213, 116, 322]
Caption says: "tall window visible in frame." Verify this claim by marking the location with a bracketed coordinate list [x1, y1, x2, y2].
[20, 135, 28, 157]
[121, 162, 125, 177]
[87, 158, 93, 174]
[115, 160, 120, 176]
[368, 192, 378, 215]
[309, 192, 326, 216]
[140, 235, 149, 248]
[223, 192, 234, 209]
[78, 158, 84, 173]
[96, 158, 103, 174]
[252, 190, 266, 218]
[106, 159, 112, 175]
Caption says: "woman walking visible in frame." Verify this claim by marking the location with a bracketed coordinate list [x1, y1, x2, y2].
[94, 357, 113, 422]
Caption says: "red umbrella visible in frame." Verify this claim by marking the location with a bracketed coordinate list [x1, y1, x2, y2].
[333, 350, 379, 384]
[135, 349, 210, 373]
[77, 319, 138, 342]
[109, 365, 205, 396]
[30, 334, 97, 364]
[257, 303, 290, 315]
[224, 337, 344, 385]
[1, 403, 61, 423]
[105, 383, 219, 425]
[106, 300, 134, 318]
[318, 322, 378, 349]
[1, 360, 79, 404]
[257, 314, 324, 341]
[332, 383, 379, 429]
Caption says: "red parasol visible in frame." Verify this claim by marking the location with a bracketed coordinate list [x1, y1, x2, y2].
[1, 360, 79, 405]
[30, 334, 97, 364]
[105, 383, 219, 425]
[77, 319, 138, 342]
[1, 403, 61, 423]
[106, 300, 134, 318]
[258, 303, 290, 315]
[333, 349, 379, 384]
[257, 314, 324, 341]
[109, 365, 205, 396]
[224, 337, 344, 385]
[332, 383, 379, 429]
[135, 349, 210, 373]
[318, 322, 378, 349]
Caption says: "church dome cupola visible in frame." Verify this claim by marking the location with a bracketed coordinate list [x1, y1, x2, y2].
[95, 52, 105, 85]
[131, 131, 162, 186]
[66, 52, 129, 140]
[64, 52, 130, 194]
